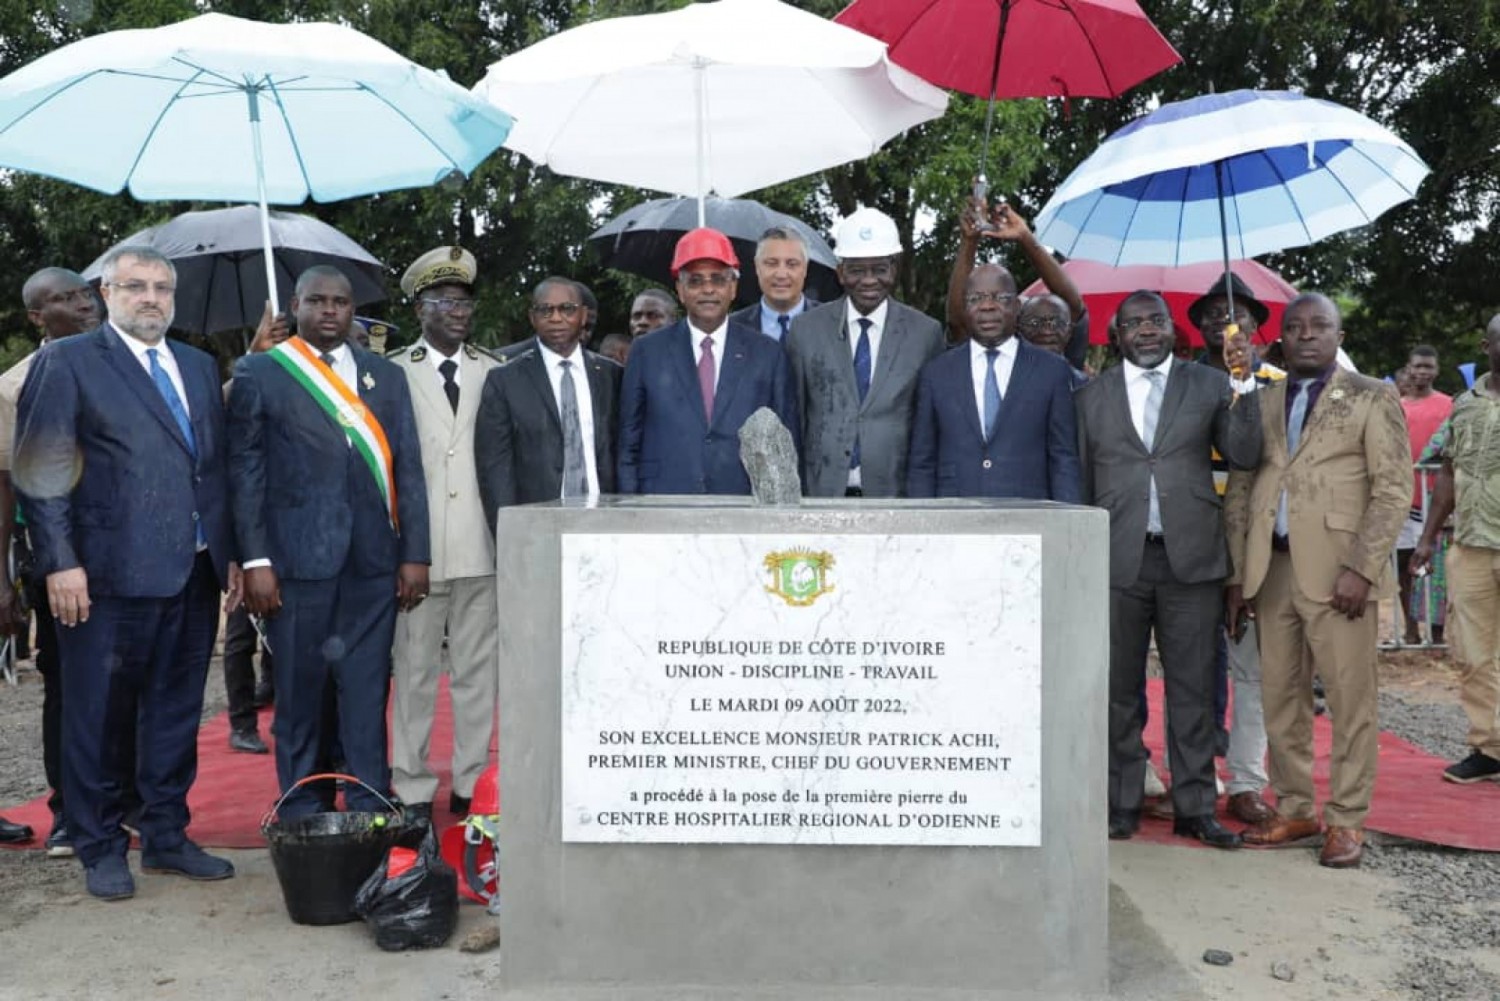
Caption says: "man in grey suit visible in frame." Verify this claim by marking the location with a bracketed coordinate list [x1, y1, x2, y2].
[1075, 291, 1262, 849]
[388, 246, 501, 822]
[475, 277, 622, 524]
[729, 226, 818, 342]
[786, 207, 943, 498]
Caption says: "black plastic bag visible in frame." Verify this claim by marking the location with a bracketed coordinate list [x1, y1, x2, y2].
[353, 822, 459, 951]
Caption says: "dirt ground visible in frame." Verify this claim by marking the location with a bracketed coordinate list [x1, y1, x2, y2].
[0, 606, 1494, 1000]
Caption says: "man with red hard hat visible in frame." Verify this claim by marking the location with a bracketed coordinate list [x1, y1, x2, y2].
[618, 227, 798, 495]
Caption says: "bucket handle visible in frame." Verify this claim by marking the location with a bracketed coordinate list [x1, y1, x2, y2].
[260, 772, 403, 831]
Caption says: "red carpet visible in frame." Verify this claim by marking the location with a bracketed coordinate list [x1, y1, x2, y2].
[1133, 678, 1500, 851]
[4, 678, 1494, 852]
[1, 677, 481, 850]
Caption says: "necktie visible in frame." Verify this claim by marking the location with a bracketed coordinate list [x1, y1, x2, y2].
[147, 347, 203, 549]
[853, 318, 872, 403]
[983, 348, 1002, 440]
[698, 335, 716, 422]
[147, 348, 196, 458]
[1143, 368, 1165, 533]
[439, 359, 459, 414]
[558, 359, 588, 498]
[320, 351, 336, 370]
[1275, 380, 1310, 536]
[776, 314, 790, 342]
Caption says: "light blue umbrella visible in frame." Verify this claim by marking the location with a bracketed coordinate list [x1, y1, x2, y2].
[0, 13, 513, 304]
[1035, 90, 1430, 269]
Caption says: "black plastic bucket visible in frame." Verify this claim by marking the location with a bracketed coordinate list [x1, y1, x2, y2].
[262, 773, 403, 926]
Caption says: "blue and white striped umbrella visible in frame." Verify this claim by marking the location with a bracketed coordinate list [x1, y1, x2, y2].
[1034, 90, 1430, 267]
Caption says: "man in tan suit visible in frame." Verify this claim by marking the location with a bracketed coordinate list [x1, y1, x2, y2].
[389, 247, 501, 821]
[1225, 293, 1409, 868]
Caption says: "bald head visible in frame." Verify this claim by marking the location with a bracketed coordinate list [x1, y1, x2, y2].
[22, 267, 98, 341]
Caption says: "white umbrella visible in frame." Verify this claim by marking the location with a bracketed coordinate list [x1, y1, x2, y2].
[473, 0, 947, 225]
[0, 13, 512, 305]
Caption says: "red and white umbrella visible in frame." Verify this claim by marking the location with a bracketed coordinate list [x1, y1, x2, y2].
[1022, 258, 1299, 347]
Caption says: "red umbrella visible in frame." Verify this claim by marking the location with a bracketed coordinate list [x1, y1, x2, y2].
[834, 0, 1181, 184]
[1021, 259, 1299, 348]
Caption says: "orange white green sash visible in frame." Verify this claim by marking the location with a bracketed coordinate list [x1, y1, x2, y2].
[267, 337, 398, 530]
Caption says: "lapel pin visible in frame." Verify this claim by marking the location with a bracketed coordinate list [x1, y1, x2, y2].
[362, 371, 376, 390]
[1328, 388, 1345, 400]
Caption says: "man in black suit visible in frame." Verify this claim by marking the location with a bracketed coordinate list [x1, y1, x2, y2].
[228, 265, 430, 820]
[15, 246, 238, 898]
[1074, 290, 1262, 848]
[729, 226, 818, 343]
[475, 277, 622, 526]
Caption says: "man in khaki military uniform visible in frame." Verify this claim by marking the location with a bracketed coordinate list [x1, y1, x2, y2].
[388, 246, 500, 820]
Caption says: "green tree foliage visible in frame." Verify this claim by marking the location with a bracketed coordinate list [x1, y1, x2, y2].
[0, 0, 1497, 388]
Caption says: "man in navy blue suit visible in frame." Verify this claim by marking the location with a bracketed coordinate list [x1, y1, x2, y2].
[619, 228, 798, 495]
[14, 246, 237, 900]
[228, 266, 429, 820]
[906, 263, 1082, 501]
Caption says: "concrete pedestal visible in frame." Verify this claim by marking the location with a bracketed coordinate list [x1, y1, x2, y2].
[494, 498, 1109, 1000]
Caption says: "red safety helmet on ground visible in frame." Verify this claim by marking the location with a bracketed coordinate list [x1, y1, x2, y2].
[440, 764, 499, 905]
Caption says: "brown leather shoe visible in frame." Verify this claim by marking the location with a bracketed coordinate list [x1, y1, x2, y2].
[1227, 790, 1277, 826]
[1318, 826, 1364, 868]
[1242, 814, 1321, 847]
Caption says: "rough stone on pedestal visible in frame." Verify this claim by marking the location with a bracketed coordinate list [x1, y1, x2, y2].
[737, 406, 801, 505]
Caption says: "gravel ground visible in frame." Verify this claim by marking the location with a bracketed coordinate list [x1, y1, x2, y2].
[0, 629, 1495, 999]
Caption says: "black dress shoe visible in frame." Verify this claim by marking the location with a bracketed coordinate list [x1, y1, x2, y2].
[228, 729, 269, 754]
[0, 816, 34, 844]
[252, 681, 275, 709]
[403, 802, 433, 824]
[1108, 810, 1140, 840]
[1173, 815, 1243, 850]
[448, 792, 471, 815]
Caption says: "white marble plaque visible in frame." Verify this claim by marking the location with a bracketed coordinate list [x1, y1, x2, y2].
[560, 534, 1041, 846]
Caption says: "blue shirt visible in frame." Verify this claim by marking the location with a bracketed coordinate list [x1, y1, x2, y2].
[757, 297, 811, 342]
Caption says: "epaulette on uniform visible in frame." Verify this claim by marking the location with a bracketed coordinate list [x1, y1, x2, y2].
[405, 344, 427, 363]
[465, 343, 501, 363]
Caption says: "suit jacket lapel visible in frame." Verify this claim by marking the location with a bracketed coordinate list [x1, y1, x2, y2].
[864, 302, 905, 416]
[455, 349, 485, 433]
[1152, 361, 1192, 449]
[1290, 368, 1342, 460]
[954, 346, 984, 444]
[98, 327, 193, 457]
[585, 352, 611, 454]
[169, 342, 210, 464]
[671, 323, 708, 428]
[407, 346, 454, 433]
[712, 327, 750, 428]
[1105, 367, 1148, 454]
[521, 350, 561, 433]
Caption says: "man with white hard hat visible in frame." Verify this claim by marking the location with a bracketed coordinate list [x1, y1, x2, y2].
[785, 207, 943, 498]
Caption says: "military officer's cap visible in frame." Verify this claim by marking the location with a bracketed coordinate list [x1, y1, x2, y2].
[401, 245, 477, 299]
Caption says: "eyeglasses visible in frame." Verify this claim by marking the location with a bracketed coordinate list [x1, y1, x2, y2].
[679, 272, 736, 290]
[964, 290, 1018, 307]
[841, 261, 895, 281]
[1201, 307, 1252, 325]
[1020, 315, 1068, 331]
[106, 280, 175, 296]
[422, 296, 478, 314]
[1119, 313, 1170, 332]
[43, 288, 95, 306]
[530, 302, 581, 319]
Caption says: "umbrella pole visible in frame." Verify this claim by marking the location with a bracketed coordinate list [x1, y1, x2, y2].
[1214, 160, 1245, 400]
[246, 85, 280, 312]
[695, 60, 707, 228]
[977, 0, 1013, 190]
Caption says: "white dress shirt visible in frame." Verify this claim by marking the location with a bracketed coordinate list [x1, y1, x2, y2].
[687, 319, 728, 394]
[1122, 354, 1173, 443]
[538, 342, 599, 498]
[968, 335, 1018, 431]
[318, 341, 358, 393]
[424, 339, 463, 388]
[114, 323, 189, 416]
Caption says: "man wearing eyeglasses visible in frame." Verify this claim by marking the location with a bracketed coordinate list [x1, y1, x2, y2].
[387, 247, 501, 823]
[1017, 296, 1088, 386]
[1076, 291, 1262, 850]
[785, 208, 941, 498]
[14, 247, 239, 898]
[618, 228, 797, 495]
[907, 263, 1081, 502]
[475, 276, 621, 518]
[0, 267, 100, 855]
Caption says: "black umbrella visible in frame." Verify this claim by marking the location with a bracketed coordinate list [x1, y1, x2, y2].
[588, 196, 840, 306]
[83, 206, 387, 336]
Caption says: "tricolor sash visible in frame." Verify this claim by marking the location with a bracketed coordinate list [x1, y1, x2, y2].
[267, 337, 398, 530]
